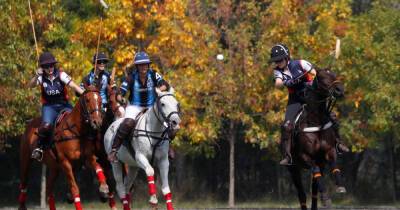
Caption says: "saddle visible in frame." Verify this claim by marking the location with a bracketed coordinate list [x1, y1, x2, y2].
[293, 106, 333, 134]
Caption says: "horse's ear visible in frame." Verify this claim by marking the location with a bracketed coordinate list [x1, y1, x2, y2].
[169, 87, 175, 95]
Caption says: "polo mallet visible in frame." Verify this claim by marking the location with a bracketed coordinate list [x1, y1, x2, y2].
[93, 0, 109, 72]
[28, 0, 39, 66]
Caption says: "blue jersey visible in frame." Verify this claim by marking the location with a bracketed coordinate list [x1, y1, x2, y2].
[120, 69, 165, 107]
[81, 69, 110, 105]
[38, 68, 71, 105]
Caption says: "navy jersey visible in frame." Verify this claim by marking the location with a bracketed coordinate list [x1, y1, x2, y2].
[81, 69, 110, 105]
[120, 69, 165, 107]
[273, 59, 314, 94]
[37, 69, 71, 104]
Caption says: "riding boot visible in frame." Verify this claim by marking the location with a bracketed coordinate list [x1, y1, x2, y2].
[32, 123, 52, 161]
[279, 122, 294, 166]
[108, 118, 136, 162]
[330, 113, 349, 154]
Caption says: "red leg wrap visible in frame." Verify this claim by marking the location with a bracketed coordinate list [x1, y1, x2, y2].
[108, 192, 116, 208]
[122, 196, 130, 210]
[147, 176, 156, 195]
[95, 166, 106, 183]
[164, 192, 173, 210]
[48, 194, 56, 210]
[73, 195, 82, 210]
[18, 184, 27, 203]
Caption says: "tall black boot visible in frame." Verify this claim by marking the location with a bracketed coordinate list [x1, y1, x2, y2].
[279, 122, 294, 166]
[108, 118, 136, 162]
[32, 123, 52, 161]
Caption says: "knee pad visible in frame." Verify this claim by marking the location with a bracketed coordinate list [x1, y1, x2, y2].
[38, 123, 52, 137]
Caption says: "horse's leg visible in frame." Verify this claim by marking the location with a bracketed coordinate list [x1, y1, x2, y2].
[327, 148, 346, 193]
[18, 136, 32, 210]
[317, 170, 332, 208]
[288, 166, 307, 210]
[136, 153, 158, 207]
[311, 166, 322, 210]
[111, 162, 130, 210]
[102, 161, 117, 210]
[157, 147, 173, 210]
[125, 166, 139, 207]
[59, 158, 82, 210]
[46, 158, 59, 210]
[85, 152, 110, 199]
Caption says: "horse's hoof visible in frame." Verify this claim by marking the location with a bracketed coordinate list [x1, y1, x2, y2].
[18, 205, 27, 210]
[66, 193, 74, 204]
[99, 193, 108, 203]
[336, 186, 347, 193]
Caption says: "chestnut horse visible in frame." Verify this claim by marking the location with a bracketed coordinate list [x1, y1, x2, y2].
[18, 86, 108, 210]
[288, 68, 346, 210]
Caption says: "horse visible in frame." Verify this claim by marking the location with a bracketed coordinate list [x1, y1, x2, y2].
[18, 86, 106, 210]
[288, 68, 346, 210]
[103, 88, 181, 210]
[90, 83, 126, 210]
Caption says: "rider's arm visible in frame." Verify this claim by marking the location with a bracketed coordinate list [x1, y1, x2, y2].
[274, 70, 285, 89]
[60, 71, 84, 95]
[153, 71, 169, 91]
[27, 68, 43, 88]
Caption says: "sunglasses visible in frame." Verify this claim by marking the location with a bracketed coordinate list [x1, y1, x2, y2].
[96, 60, 108, 65]
[41, 64, 55, 69]
[274, 59, 285, 64]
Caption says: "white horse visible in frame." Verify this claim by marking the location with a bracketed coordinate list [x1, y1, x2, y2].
[104, 88, 181, 210]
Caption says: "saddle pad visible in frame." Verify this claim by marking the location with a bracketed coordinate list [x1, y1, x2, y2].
[55, 109, 71, 128]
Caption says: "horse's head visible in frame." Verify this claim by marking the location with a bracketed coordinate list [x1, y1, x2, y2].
[107, 84, 125, 118]
[155, 87, 182, 139]
[313, 68, 344, 98]
[80, 85, 103, 130]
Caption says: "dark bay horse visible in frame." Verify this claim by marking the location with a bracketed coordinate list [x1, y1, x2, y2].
[18, 86, 108, 210]
[91, 83, 125, 210]
[288, 68, 346, 210]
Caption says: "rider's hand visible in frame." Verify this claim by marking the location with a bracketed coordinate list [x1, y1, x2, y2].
[283, 78, 301, 87]
[36, 68, 43, 76]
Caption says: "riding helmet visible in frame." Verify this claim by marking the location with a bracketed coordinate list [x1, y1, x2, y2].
[269, 44, 290, 62]
[92, 52, 109, 64]
[39, 52, 58, 66]
[133, 51, 151, 65]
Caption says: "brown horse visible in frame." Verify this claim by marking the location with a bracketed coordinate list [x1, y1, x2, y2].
[18, 86, 107, 210]
[288, 68, 346, 210]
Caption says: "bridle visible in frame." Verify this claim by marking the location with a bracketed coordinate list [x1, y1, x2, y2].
[152, 93, 181, 130]
[79, 88, 102, 124]
[306, 72, 342, 113]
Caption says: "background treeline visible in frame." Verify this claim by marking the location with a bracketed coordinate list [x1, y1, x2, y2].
[0, 0, 399, 206]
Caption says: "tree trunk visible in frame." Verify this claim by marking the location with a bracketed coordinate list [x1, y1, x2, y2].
[41, 165, 46, 209]
[390, 135, 397, 202]
[228, 121, 236, 208]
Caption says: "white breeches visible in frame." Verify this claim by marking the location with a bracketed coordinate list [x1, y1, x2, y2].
[124, 105, 149, 119]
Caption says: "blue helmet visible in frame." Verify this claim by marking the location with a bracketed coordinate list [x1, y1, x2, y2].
[134, 51, 151, 65]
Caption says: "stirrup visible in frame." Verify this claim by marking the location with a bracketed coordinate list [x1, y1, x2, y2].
[31, 148, 44, 162]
